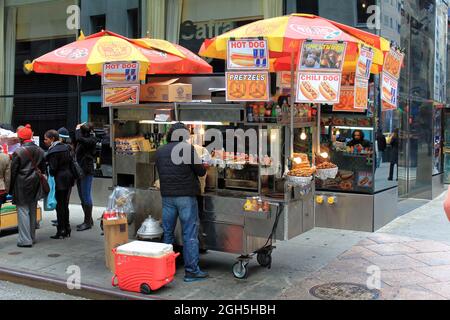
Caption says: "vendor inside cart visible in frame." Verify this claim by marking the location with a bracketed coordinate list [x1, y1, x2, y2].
[346, 129, 371, 148]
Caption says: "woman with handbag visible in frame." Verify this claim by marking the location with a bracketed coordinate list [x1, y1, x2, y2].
[74, 123, 97, 232]
[44, 130, 75, 239]
[10, 124, 46, 248]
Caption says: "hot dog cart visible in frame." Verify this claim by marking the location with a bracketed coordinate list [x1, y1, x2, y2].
[110, 76, 317, 278]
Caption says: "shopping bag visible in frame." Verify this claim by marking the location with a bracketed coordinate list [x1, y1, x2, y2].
[44, 173, 57, 211]
[444, 186, 450, 222]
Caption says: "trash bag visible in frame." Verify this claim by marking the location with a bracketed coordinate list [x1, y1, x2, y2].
[105, 187, 136, 224]
[44, 173, 57, 211]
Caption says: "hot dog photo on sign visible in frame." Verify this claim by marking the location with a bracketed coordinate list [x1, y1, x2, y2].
[103, 85, 140, 107]
[227, 39, 269, 70]
[296, 72, 342, 104]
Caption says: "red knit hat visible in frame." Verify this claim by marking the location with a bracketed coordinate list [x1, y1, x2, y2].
[17, 124, 33, 140]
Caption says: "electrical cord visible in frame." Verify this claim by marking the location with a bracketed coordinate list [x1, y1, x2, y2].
[256, 204, 284, 254]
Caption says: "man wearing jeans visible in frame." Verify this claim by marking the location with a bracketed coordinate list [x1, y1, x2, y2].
[156, 123, 208, 282]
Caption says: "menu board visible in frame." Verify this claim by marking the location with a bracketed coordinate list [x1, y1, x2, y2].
[356, 46, 374, 79]
[381, 73, 398, 110]
[103, 84, 140, 107]
[298, 41, 347, 72]
[102, 62, 140, 84]
[354, 77, 369, 110]
[296, 72, 342, 104]
[226, 71, 270, 102]
[383, 49, 404, 79]
[227, 39, 269, 70]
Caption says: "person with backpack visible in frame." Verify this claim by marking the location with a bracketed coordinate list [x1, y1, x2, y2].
[10, 124, 46, 248]
[74, 123, 97, 232]
[44, 130, 76, 239]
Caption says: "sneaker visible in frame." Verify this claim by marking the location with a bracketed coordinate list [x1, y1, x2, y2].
[184, 270, 209, 283]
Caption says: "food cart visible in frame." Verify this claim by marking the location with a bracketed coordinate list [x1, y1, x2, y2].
[110, 74, 317, 279]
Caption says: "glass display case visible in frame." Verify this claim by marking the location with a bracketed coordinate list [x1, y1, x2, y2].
[316, 114, 375, 194]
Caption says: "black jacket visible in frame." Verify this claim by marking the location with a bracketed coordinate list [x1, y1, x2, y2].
[46, 143, 75, 191]
[156, 142, 206, 197]
[10, 142, 46, 205]
[75, 129, 97, 176]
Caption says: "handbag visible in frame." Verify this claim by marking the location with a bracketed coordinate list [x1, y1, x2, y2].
[44, 169, 57, 211]
[23, 147, 50, 195]
[71, 155, 84, 181]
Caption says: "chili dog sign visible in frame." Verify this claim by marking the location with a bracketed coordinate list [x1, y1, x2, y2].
[102, 84, 140, 107]
[227, 39, 269, 70]
[226, 71, 270, 102]
[296, 72, 342, 104]
[102, 62, 140, 84]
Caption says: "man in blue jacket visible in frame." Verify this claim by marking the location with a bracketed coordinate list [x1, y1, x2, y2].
[156, 123, 208, 282]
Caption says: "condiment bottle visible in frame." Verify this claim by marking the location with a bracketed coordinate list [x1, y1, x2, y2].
[259, 104, 266, 123]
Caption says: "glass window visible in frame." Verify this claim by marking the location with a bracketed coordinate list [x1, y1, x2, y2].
[127, 9, 139, 39]
[316, 114, 375, 194]
[357, 0, 376, 24]
[296, 0, 319, 15]
[90, 15, 106, 33]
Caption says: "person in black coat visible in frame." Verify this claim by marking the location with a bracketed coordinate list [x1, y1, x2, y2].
[388, 128, 399, 181]
[155, 123, 208, 282]
[74, 123, 97, 232]
[45, 130, 75, 239]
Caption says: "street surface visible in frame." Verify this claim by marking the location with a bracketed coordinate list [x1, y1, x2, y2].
[0, 192, 449, 300]
[0, 281, 85, 300]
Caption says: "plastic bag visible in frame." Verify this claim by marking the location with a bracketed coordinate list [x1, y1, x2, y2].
[44, 174, 57, 211]
[107, 187, 135, 214]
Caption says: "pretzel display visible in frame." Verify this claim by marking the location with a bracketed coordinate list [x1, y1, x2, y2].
[249, 82, 267, 99]
[229, 81, 246, 98]
[316, 162, 337, 169]
[288, 168, 315, 177]
[340, 180, 353, 191]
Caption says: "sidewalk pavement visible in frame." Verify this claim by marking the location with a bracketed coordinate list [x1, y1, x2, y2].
[0, 192, 449, 300]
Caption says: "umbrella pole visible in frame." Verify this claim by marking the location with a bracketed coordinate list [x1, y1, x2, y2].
[290, 51, 295, 157]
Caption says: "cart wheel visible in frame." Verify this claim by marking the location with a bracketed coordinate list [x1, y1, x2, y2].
[140, 283, 152, 295]
[232, 262, 248, 279]
[111, 275, 119, 287]
[257, 252, 272, 269]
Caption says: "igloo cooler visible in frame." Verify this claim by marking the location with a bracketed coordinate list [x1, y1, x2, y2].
[112, 241, 180, 294]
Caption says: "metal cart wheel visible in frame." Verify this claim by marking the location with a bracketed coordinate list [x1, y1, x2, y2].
[140, 283, 152, 295]
[232, 261, 249, 279]
[257, 252, 272, 269]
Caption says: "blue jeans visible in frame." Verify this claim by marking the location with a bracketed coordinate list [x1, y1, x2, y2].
[77, 175, 93, 206]
[162, 196, 200, 274]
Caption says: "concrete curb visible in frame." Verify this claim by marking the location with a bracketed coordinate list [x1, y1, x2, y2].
[0, 266, 166, 301]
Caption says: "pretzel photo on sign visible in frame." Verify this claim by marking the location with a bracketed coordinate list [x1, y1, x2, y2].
[249, 82, 266, 98]
[229, 81, 247, 98]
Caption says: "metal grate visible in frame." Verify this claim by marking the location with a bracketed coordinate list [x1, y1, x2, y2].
[310, 282, 380, 300]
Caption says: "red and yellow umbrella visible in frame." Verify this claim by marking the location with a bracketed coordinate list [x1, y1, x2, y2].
[133, 38, 213, 74]
[200, 14, 390, 73]
[25, 30, 212, 78]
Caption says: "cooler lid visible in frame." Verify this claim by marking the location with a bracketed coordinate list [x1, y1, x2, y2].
[117, 241, 173, 257]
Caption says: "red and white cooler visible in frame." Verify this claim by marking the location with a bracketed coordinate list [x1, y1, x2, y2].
[112, 241, 180, 294]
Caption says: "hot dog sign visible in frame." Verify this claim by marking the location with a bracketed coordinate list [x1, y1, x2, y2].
[227, 39, 269, 70]
[102, 61, 140, 84]
[296, 72, 342, 104]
